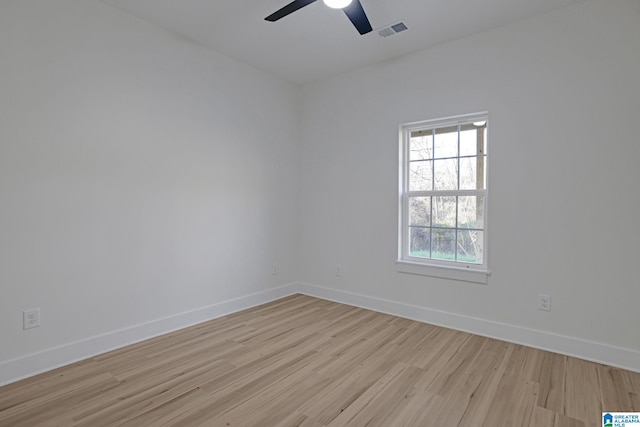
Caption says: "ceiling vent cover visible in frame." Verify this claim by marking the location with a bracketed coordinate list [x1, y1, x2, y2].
[378, 22, 408, 38]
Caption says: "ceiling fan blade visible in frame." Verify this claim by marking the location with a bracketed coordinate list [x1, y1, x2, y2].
[343, 0, 372, 35]
[265, 0, 318, 22]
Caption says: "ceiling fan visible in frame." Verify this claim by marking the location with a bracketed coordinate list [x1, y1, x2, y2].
[265, 0, 373, 35]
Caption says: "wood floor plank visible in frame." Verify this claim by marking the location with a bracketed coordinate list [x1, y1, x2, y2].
[553, 413, 587, 427]
[0, 359, 102, 412]
[212, 371, 331, 427]
[528, 406, 556, 427]
[388, 320, 438, 350]
[313, 322, 404, 379]
[299, 342, 402, 424]
[598, 364, 635, 412]
[409, 329, 472, 395]
[451, 338, 515, 426]
[72, 360, 234, 426]
[564, 357, 602, 424]
[505, 344, 546, 381]
[270, 412, 325, 427]
[480, 374, 540, 426]
[623, 369, 640, 411]
[422, 333, 486, 396]
[326, 362, 423, 427]
[0, 373, 118, 427]
[0, 294, 637, 427]
[536, 351, 567, 413]
[387, 392, 446, 427]
[624, 369, 640, 393]
[339, 365, 423, 427]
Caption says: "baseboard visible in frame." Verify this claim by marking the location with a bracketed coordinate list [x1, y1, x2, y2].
[0, 283, 299, 387]
[297, 282, 640, 373]
[3, 281, 637, 387]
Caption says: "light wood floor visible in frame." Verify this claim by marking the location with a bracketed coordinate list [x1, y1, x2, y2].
[0, 294, 638, 427]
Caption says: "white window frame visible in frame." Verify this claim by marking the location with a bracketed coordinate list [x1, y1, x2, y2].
[397, 112, 490, 284]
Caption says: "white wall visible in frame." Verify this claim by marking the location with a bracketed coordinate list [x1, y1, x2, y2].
[2, 0, 639, 384]
[0, 0, 299, 379]
[299, 0, 640, 366]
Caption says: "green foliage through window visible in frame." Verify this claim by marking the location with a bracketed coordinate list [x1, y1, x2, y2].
[400, 114, 488, 267]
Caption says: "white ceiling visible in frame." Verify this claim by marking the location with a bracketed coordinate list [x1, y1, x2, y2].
[100, 0, 585, 84]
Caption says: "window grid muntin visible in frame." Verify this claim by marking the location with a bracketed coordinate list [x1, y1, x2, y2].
[406, 192, 486, 264]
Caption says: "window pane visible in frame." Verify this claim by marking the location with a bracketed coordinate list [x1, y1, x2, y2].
[434, 126, 458, 159]
[459, 156, 486, 190]
[432, 196, 456, 228]
[432, 228, 455, 260]
[459, 127, 486, 157]
[409, 227, 430, 258]
[410, 133, 433, 160]
[457, 230, 484, 264]
[409, 161, 432, 191]
[458, 196, 484, 229]
[409, 197, 431, 226]
[434, 158, 458, 190]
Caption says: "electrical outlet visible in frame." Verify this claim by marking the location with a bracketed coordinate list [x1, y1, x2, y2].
[336, 264, 342, 277]
[538, 294, 552, 312]
[23, 308, 40, 330]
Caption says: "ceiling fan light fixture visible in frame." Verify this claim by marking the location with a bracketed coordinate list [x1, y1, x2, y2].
[322, 0, 352, 9]
[266, 0, 371, 35]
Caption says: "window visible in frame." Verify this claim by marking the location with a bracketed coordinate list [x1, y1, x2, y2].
[397, 113, 489, 283]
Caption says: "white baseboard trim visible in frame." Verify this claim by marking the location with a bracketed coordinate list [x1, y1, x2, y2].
[0, 284, 299, 387]
[297, 282, 640, 373]
[3, 281, 637, 387]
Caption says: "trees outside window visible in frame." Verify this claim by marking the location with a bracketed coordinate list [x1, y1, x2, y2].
[399, 113, 488, 277]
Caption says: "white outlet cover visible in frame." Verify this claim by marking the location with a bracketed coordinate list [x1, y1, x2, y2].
[23, 308, 40, 329]
[538, 295, 552, 311]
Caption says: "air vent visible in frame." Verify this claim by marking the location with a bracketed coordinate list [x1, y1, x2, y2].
[377, 22, 409, 38]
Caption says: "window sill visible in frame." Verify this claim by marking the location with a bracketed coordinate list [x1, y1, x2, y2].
[395, 260, 489, 284]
